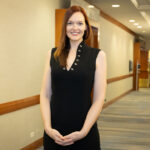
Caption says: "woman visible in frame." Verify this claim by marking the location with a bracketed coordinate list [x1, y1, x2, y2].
[40, 5, 107, 150]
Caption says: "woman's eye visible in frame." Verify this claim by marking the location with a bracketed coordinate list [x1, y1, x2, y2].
[67, 22, 72, 25]
[78, 22, 83, 25]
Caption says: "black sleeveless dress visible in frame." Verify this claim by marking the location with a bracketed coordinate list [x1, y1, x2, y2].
[43, 41, 101, 150]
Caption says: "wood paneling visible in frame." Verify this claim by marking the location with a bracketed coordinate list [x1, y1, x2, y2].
[55, 9, 66, 47]
[140, 70, 149, 78]
[0, 95, 39, 115]
[139, 50, 148, 78]
[86, 26, 99, 48]
[133, 42, 141, 90]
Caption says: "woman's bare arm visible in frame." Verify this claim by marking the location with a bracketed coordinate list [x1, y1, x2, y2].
[40, 49, 52, 131]
[80, 50, 107, 136]
[40, 50, 74, 146]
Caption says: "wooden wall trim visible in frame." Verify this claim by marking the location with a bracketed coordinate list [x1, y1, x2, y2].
[103, 88, 133, 109]
[100, 11, 137, 37]
[107, 74, 133, 84]
[21, 138, 43, 150]
[0, 74, 133, 115]
[0, 95, 40, 115]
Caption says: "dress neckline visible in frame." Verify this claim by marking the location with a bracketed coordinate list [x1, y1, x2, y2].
[62, 40, 85, 72]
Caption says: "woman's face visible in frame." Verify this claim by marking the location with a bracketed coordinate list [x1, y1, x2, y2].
[66, 12, 87, 42]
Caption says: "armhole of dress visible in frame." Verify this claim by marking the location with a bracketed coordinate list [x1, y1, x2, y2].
[50, 48, 54, 68]
[94, 49, 101, 71]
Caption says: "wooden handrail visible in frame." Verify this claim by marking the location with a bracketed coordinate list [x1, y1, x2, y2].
[0, 73, 133, 115]
[107, 74, 133, 83]
[0, 95, 40, 115]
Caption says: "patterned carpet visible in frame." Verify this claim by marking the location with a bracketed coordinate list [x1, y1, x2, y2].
[98, 88, 150, 150]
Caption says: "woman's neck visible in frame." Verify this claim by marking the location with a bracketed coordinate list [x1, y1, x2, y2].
[69, 39, 83, 51]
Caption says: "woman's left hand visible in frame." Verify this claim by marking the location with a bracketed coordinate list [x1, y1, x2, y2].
[63, 131, 85, 143]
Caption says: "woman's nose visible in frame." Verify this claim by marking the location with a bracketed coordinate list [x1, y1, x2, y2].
[72, 23, 78, 29]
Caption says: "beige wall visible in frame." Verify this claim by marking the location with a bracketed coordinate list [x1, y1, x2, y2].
[0, 0, 66, 103]
[99, 17, 134, 102]
[0, 0, 65, 149]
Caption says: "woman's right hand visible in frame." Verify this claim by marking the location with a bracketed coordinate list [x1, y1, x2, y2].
[45, 127, 74, 146]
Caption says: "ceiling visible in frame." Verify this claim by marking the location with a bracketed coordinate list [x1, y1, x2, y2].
[85, 0, 150, 39]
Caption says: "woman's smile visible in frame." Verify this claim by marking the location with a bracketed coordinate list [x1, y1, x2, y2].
[66, 12, 87, 42]
[70, 32, 81, 36]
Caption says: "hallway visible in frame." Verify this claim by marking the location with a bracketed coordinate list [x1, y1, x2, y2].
[98, 88, 150, 150]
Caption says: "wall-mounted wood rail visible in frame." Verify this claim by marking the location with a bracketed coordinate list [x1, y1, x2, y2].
[0, 95, 39, 115]
[0, 73, 133, 115]
[107, 74, 133, 83]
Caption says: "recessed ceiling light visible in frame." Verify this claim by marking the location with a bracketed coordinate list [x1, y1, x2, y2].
[142, 31, 146, 32]
[112, 4, 120, 7]
[137, 26, 142, 28]
[88, 5, 94, 8]
[133, 23, 139, 26]
[129, 20, 135, 22]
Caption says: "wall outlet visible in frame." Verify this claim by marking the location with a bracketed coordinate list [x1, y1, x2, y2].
[30, 131, 35, 138]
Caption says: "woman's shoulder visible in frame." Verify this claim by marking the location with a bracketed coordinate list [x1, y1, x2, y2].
[85, 44, 102, 54]
[47, 47, 57, 55]
[96, 49, 106, 64]
[46, 48, 57, 62]
[85, 44, 106, 61]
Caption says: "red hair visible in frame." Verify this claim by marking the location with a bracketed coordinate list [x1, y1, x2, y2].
[54, 5, 92, 67]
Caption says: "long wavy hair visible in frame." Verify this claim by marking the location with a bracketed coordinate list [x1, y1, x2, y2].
[54, 5, 92, 67]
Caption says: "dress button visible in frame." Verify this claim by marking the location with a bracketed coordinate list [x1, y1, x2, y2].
[78, 55, 80, 57]
[63, 67, 66, 70]
[78, 49, 81, 52]
[74, 63, 77, 65]
[71, 68, 74, 70]
[76, 59, 79, 61]
[80, 45, 82, 47]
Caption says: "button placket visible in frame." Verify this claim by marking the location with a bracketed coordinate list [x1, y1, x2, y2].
[62, 42, 84, 71]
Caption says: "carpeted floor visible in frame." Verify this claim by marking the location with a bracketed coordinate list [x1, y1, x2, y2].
[98, 88, 150, 150]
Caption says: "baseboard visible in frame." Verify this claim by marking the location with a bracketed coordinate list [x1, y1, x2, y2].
[20, 138, 43, 150]
[103, 88, 133, 109]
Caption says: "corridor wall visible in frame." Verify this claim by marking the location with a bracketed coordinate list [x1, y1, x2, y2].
[99, 17, 134, 102]
[0, 0, 66, 149]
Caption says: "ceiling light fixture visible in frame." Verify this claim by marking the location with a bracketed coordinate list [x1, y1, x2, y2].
[112, 4, 120, 8]
[129, 20, 135, 22]
[133, 23, 139, 26]
[88, 5, 94, 8]
[137, 26, 142, 28]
